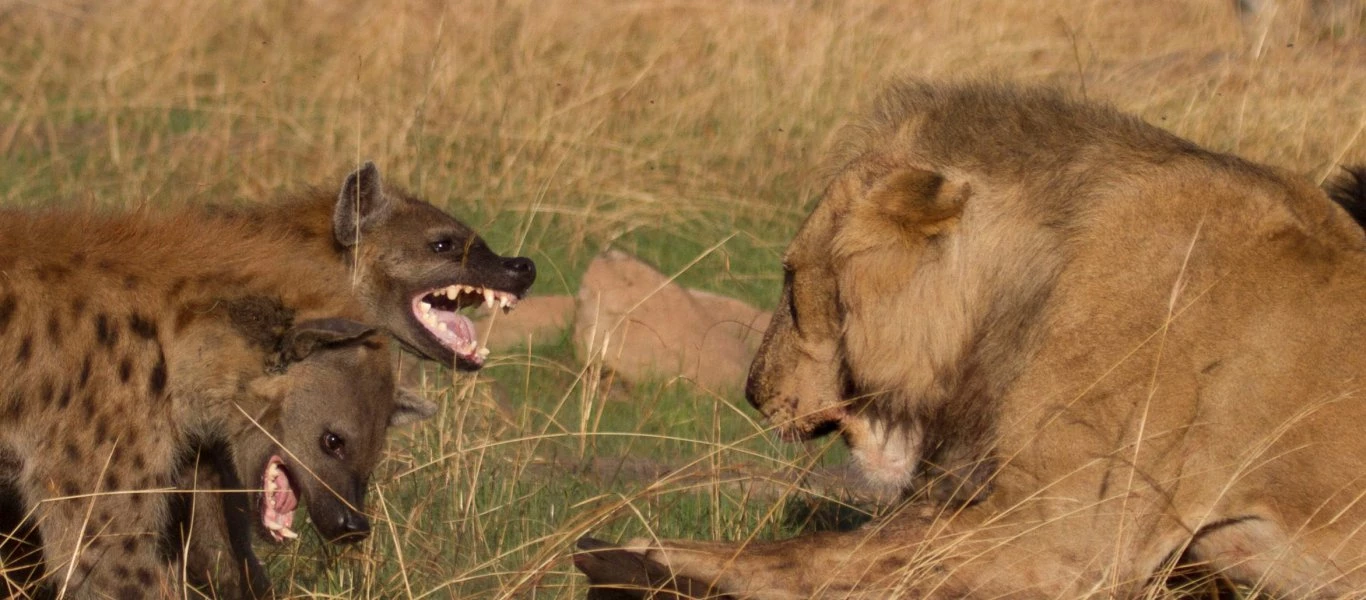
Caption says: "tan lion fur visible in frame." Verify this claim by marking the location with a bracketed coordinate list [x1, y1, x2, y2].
[579, 80, 1366, 598]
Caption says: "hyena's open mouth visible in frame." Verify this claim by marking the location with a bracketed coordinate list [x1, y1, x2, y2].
[261, 455, 299, 542]
[411, 284, 520, 367]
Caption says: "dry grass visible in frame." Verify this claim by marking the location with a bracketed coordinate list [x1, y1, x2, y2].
[1, 0, 1364, 597]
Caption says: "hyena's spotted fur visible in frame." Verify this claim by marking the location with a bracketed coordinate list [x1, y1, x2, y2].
[0, 202, 433, 598]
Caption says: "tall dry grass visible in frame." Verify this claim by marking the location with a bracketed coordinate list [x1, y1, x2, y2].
[1, 0, 1364, 598]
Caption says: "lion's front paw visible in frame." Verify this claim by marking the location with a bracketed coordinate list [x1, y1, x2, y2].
[573, 536, 736, 600]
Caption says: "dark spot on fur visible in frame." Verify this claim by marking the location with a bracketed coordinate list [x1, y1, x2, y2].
[173, 306, 196, 333]
[95, 313, 118, 348]
[57, 383, 72, 409]
[148, 354, 167, 397]
[82, 392, 97, 419]
[0, 293, 15, 334]
[121, 537, 138, 553]
[104, 472, 120, 490]
[61, 482, 79, 497]
[78, 353, 93, 388]
[128, 313, 158, 340]
[47, 313, 61, 343]
[118, 357, 133, 383]
[39, 378, 53, 405]
[70, 296, 86, 319]
[3, 390, 21, 420]
[114, 565, 130, 579]
[15, 335, 31, 364]
[132, 453, 146, 470]
[225, 296, 295, 349]
[96, 259, 115, 272]
[122, 274, 140, 290]
[64, 442, 81, 461]
[94, 416, 109, 444]
[117, 584, 142, 600]
[135, 568, 154, 587]
[35, 263, 71, 282]
[167, 277, 188, 300]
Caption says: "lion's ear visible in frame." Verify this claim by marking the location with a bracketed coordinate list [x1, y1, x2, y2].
[866, 168, 969, 233]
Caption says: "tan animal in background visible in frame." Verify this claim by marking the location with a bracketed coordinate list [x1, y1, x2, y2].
[575, 80, 1366, 598]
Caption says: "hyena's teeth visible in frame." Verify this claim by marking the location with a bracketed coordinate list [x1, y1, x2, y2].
[483, 289, 495, 308]
[279, 526, 298, 539]
[477, 346, 490, 358]
[420, 301, 432, 312]
[436, 322, 449, 332]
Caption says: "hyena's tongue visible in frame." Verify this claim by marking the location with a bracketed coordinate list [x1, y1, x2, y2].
[262, 455, 299, 542]
[413, 287, 510, 365]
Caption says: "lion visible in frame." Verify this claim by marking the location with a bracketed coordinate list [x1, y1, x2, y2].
[574, 80, 1366, 598]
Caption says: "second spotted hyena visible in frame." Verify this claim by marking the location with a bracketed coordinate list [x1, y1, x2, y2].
[0, 203, 434, 598]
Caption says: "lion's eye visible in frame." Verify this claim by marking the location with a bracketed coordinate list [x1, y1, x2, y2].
[321, 432, 346, 457]
[430, 239, 453, 253]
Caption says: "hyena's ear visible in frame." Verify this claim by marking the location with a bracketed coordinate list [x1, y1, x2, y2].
[275, 318, 378, 368]
[389, 388, 438, 427]
[334, 161, 395, 248]
[864, 168, 970, 234]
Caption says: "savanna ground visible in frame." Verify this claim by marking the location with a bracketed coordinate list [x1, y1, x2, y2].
[2, 1, 1364, 597]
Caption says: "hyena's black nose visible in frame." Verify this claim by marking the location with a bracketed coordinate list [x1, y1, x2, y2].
[502, 256, 536, 284]
[333, 511, 371, 544]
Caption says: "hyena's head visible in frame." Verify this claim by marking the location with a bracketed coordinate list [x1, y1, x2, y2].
[334, 163, 537, 370]
[236, 319, 436, 544]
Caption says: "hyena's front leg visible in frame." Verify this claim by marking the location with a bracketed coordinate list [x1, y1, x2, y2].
[28, 470, 179, 598]
[178, 460, 273, 600]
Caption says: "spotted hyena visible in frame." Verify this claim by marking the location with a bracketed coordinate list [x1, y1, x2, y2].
[179, 163, 538, 596]
[1, 163, 537, 598]
[0, 200, 435, 598]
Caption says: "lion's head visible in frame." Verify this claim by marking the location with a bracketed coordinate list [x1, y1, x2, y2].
[745, 83, 1149, 502]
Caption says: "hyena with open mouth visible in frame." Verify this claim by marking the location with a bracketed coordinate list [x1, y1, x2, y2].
[205, 162, 537, 369]
[0, 163, 527, 598]
[0, 199, 437, 598]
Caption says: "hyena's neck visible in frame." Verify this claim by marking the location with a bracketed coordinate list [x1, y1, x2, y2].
[0, 205, 366, 365]
[206, 190, 351, 272]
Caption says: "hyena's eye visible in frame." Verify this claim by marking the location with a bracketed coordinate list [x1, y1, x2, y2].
[430, 239, 454, 254]
[321, 432, 346, 458]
